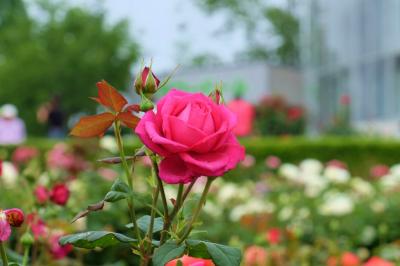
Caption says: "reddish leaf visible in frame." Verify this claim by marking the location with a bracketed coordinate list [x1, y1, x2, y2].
[117, 111, 140, 129]
[96, 80, 128, 112]
[70, 112, 115, 138]
[124, 104, 141, 113]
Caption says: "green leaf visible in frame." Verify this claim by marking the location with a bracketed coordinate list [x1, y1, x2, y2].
[126, 215, 164, 233]
[59, 231, 137, 249]
[186, 240, 242, 266]
[152, 241, 186, 266]
[104, 179, 132, 202]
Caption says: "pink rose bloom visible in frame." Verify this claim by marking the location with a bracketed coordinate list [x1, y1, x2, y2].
[265, 156, 281, 169]
[364, 257, 394, 266]
[12, 146, 39, 165]
[135, 89, 245, 184]
[327, 160, 347, 169]
[34, 186, 49, 204]
[49, 233, 73, 259]
[226, 98, 255, 136]
[27, 213, 47, 239]
[0, 211, 11, 241]
[370, 164, 389, 178]
[244, 245, 268, 266]
[241, 154, 256, 168]
[166, 255, 215, 266]
[50, 184, 70, 206]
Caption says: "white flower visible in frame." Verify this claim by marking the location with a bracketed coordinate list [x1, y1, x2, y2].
[380, 174, 400, 189]
[324, 166, 350, 184]
[360, 226, 376, 245]
[279, 163, 299, 181]
[278, 206, 294, 221]
[217, 183, 250, 205]
[371, 200, 386, 213]
[351, 177, 375, 197]
[229, 199, 274, 221]
[390, 164, 400, 177]
[300, 159, 323, 175]
[0, 161, 18, 188]
[319, 192, 354, 216]
[99, 136, 118, 153]
[203, 201, 222, 218]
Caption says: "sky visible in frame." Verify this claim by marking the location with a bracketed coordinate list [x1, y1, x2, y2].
[72, 0, 248, 72]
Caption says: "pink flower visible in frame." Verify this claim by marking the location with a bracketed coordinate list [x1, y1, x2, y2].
[326, 256, 338, 266]
[265, 156, 281, 169]
[244, 245, 268, 266]
[370, 164, 389, 178]
[0, 212, 11, 241]
[135, 89, 245, 184]
[287, 106, 304, 121]
[341, 252, 360, 266]
[166, 255, 215, 266]
[34, 186, 49, 204]
[27, 213, 47, 239]
[12, 146, 38, 165]
[363, 257, 394, 266]
[241, 154, 256, 168]
[226, 99, 255, 136]
[266, 228, 281, 245]
[50, 184, 70, 206]
[340, 95, 351, 105]
[49, 233, 73, 259]
[327, 160, 347, 169]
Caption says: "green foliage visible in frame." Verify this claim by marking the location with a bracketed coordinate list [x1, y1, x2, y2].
[152, 242, 186, 266]
[186, 240, 242, 266]
[0, 1, 139, 135]
[133, 216, 164, 233]
[104, 179, 133, 203]
[59, 231, 137, 249]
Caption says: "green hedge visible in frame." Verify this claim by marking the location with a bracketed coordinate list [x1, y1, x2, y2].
[2, 137, 400, 176]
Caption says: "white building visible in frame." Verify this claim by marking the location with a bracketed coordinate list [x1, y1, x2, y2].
[301, 0, 400, 136]
[161, 61, 303, 105]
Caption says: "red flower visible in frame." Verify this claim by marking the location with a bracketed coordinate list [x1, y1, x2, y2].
[265, 156, 281, 169]
[266, 228, 281, 245]
[326, 256, 338, 266]
[34, 186, 49, 204]
[166, 255, 215, 266]
[363, 257, 394, 266]
[370, 164, 389, 178]
[340, 95, 351, 105]
[50, 184, 70, 206]
[244, 245, 268, 266]
[12, 146, 38, 165]
[49, 233, 73, 259]
[286, 106, 304, 121]
[4, 208, 24, 227]
[341, 252, 360, 266]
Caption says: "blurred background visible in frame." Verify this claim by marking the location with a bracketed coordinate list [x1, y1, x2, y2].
[2, 0, 400, 265]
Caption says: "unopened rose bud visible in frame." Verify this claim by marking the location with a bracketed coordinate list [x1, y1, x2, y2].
[50, 183, 70, 206]
[21, 231, 34, 246]
[134, 66, 160, 96]
[5, 208, 24, 227]
[209, 87, 224, 105]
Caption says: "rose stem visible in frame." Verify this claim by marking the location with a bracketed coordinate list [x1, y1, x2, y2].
[0, 242, 9, 266]
[177, 178, 213, 244]
[113, 121, 141, 242]
[22, 245, 30, 266]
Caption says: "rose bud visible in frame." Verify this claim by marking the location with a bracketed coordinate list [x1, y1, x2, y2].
[50, 183, 70, 206]
[4, 208, 24, 227]
[21, 231, 34, 246]
[134, 66, 160, 96]
[34, 185, 49, 204]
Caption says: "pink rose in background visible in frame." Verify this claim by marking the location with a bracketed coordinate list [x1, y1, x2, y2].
[266, 228, 281, 245]
[341, 252, 360, 266]
[50, 184, 70, 206]
[34, 186, 49, 204]
[244, 245, 268, 266]
[241, 154, 256, 168]
[364, 257, 394, 266]
[12, 146, 38, 165]
[4, 208, 24, 227]
[135, 89, 245, 184]
[27, 213, 47, 239]
[327, 160, 347, 169]
[166, 255, 215, 266]
[226, 98, 255, 136]
[0, 212, 11, 241]
[265, 156, 281, 169]
[370, 164, 389, 179]
[49, 233, 73, 259]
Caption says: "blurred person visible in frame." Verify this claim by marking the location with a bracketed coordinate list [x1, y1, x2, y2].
[227, 92, 255, 136]
[0, 104, 26, 145]
[37, 96, 65, 138]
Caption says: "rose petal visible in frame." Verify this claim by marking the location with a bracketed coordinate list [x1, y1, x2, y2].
[0, 218, 11, 241]
[166, 116, 207, 147]
[145, 119, 188, 153]
[159, 156, 194, 184]
[190, 121, 229, 153]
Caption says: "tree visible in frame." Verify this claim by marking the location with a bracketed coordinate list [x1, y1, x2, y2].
[0, 1, 139, 135]
[194, 0, 300, 66]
